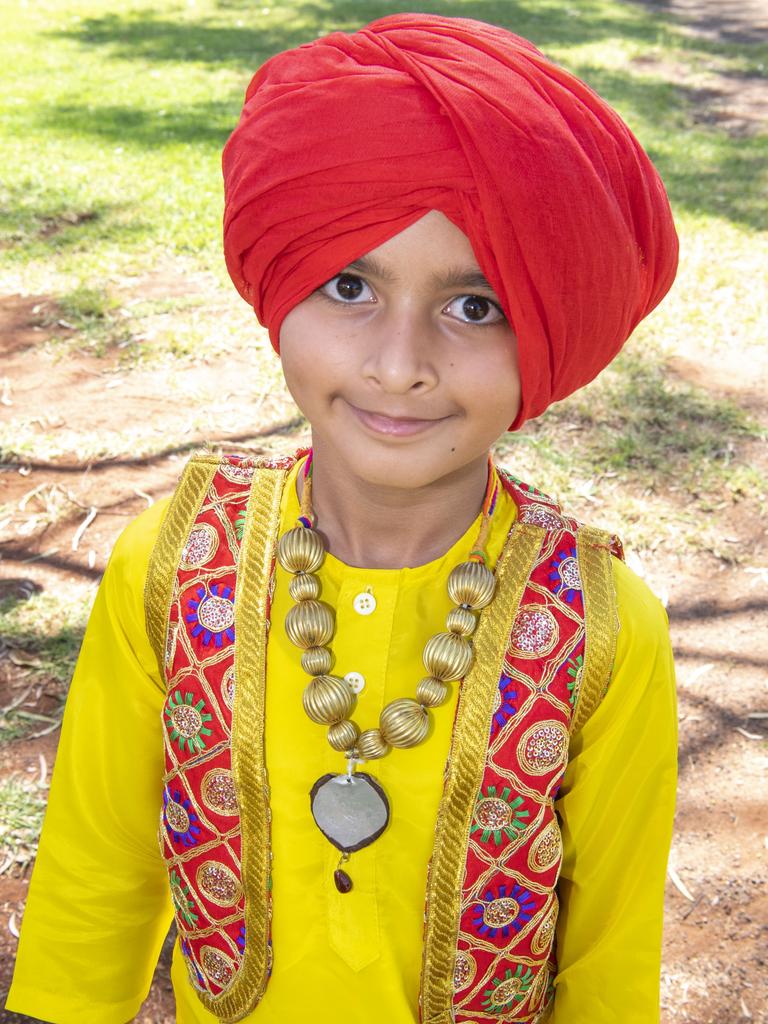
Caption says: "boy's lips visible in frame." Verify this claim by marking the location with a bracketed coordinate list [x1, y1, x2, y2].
[347, 402, 449, 437]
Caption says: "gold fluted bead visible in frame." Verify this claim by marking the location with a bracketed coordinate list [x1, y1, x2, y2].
[301, 646, 333, 676]
[380, 698, 429, 749]
[416, 676, 449, 708]
[277, 526, 325, 574]
[302, 674, 356, 724]
[423, 632, 474, 681]
[289, 572, 320, 602]
[447, 560, 496, 610]
[357, 728, 390, 760]
[285, 599, 334, 649]
[327, 719, 360, 752]
[446, 606, 477, 637]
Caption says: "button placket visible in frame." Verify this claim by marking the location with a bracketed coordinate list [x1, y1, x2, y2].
[327, 575, 398, 970]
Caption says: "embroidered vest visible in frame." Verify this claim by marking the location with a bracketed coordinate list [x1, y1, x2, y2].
[145, 450, 622, 1023]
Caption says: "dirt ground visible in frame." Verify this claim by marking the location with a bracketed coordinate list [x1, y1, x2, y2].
[1, 2, 767, 1022]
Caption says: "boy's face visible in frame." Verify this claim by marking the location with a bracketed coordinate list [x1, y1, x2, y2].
[279, 210, 520, 490]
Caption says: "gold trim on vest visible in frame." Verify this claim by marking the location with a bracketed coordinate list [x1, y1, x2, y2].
[420, 523, 543, 1023]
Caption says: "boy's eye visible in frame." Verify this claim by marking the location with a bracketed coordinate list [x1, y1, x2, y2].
[320, 273, 374, 303]
[443, 294, 505, 326]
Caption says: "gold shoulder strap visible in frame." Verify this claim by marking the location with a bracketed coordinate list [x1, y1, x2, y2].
[144, 454, 221, 680]
[572, 525, 621, 734]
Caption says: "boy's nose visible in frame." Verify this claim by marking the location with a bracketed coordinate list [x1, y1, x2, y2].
[362, 311, 439, 395]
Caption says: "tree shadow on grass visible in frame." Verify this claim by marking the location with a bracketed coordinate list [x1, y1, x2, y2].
[34, 98, 237, 151]
[628, 0, 768, 47]
[564, 63, 768, 231]
[52, 0, 671, 65]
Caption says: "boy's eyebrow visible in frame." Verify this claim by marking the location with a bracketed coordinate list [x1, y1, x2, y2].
[344, 255, 495, 292]
[433, 266, 495, 292]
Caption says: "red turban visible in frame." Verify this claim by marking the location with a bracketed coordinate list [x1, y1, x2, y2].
[222, 13, 678, 428]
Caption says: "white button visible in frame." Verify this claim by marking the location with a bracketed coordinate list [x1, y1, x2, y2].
[344, 671, 366, 694]
[353, 591, 376, 615]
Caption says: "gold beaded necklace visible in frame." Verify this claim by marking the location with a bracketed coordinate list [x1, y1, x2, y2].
[276, 450, 500, 892]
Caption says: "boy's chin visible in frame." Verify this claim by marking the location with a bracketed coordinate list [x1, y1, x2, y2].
[315, 435, 479, 492]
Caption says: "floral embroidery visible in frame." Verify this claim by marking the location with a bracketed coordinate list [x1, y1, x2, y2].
[500, 472, 546, 498]
[234, 508, 248, 541]
[510, 606, 559, 657]
[196, 861, 242, 908]
[170, 870, 199, 927]
[472, 882, 536, 939]
[453, 950, 476, 991]
[566, 654, 583, 706]
[549, 547, 581, 602]
[163, 786, 201, 846]
[200, 945, 236, 987]
[165, 690, 213, 753]
[186, 583, 235, 647]
[528, 820, 562, 872]
[491, 676, 518, 736]
[470, 785, 529, 845]
[518, 720, 569, 775]
[181, 523, 218, 568]
[182, 937, 206, 988]
[481, 965, 535, 1013]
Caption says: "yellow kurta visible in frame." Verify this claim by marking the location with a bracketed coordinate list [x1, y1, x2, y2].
[6, 457, 678, 1023]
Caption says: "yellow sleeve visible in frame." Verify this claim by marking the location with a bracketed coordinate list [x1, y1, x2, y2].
[5, 497, 175, 1024]
[552, 557, 678, 1022]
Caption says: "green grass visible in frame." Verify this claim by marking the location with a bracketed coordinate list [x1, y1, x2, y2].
[0, 589, 94, 688]
[0, 586, 95, 742]
[0, 774, 48, 872]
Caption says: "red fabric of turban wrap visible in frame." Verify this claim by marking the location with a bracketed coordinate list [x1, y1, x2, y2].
[222, 13, 678, 428]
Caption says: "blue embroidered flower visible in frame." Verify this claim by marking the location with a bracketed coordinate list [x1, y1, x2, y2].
[549, 548, 581, 602]
[472, 883, 537, 939]
[491, 676, 518, 737]
[181, 938, 205, 986]
[186, 583, 235, 647]
[163, 786, 201, 847]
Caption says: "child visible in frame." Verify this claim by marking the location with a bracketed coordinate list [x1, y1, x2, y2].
[7, 13, 679, 1024]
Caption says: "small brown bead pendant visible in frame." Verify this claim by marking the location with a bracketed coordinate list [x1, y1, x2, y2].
[334, 868, 353, 894]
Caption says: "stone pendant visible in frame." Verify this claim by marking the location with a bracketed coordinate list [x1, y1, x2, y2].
[333, 868, 353, 893]
[309, 772, 390, 856]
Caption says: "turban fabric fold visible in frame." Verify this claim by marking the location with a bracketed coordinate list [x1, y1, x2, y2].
[222, 13, 678, 427]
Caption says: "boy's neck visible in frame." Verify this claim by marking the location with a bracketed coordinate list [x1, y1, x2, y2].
[297, 443, 490, 570]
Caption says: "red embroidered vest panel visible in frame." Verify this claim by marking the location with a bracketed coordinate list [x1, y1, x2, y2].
[145, 451, 621, 1023]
